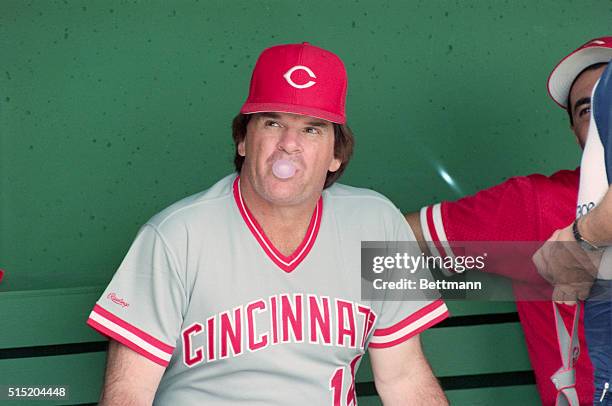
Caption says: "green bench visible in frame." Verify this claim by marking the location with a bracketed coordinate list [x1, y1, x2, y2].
[0, 276, 540, 405]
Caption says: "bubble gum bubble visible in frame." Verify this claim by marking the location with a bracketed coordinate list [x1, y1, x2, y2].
[272, 159, 296, 179]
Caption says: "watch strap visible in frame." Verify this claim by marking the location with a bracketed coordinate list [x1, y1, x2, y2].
[572, 219, 602, 251]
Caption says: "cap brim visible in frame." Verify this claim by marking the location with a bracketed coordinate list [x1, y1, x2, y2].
[240, 102, 345, 124]
[547, 47, 612, 109]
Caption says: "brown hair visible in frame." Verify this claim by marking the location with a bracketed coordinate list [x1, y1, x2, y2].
[231, 113, 355, 188]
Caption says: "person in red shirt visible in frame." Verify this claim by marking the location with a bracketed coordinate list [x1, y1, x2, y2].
[405, 37, 612, 405]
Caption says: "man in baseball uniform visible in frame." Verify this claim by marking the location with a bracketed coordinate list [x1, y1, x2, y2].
[534, 61, 612, 405]
[87, 42, 449, 405]
[405, 37, 612, 405]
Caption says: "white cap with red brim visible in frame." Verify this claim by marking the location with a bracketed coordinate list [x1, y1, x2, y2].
[547, 36, 612, 109]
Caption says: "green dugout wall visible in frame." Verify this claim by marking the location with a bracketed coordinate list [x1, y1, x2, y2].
[1, 1, 610, 404]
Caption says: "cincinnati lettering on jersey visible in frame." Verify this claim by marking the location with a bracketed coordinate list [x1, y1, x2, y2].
[181, 294, 377, 368]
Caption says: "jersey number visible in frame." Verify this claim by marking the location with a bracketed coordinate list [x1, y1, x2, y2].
[329, 354, 363, 406]
[576, 202, 596, 218]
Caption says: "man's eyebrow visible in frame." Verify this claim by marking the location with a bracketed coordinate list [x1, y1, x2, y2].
[256, 113, 330, 127]
[573, 97, 591, 113]
[305, 119, 331, 127]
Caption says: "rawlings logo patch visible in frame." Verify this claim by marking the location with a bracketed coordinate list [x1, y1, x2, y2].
[107, 292, 130, 308]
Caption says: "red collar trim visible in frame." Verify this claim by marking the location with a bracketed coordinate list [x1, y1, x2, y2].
[233, 176, 322, 273]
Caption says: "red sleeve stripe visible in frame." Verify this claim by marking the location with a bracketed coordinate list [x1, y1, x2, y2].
[425, 204, 455, 259]
[368, 300, 449, 348]
[419, 206, 441, 257]
[87, 305, 174, 364]
[87, 318, 170, 367]
[421, 205, 457, 276]
[423, 205, 449, 259]
[368, 307, 449, 349]
[374, 299, 446, 336]
[91, 304, 174, 353]
[372, 299, 446, 336]
[431, 204, 453, 248]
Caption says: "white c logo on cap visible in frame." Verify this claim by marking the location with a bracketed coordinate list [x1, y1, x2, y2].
[283, 65, 317, 89]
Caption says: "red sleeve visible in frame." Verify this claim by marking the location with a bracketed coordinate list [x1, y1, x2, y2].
[421, 176, 540, 245]
[420, 176, 541, 279]
[532, 169, 579, 239]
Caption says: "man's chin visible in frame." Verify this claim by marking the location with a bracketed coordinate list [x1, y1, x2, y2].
[264, 185, 306, 205]
[257, 174, 325, 206]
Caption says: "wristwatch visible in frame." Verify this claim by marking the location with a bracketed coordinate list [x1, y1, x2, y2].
[572, 219, 603, 251]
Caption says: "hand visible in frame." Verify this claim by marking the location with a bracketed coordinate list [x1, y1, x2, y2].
[532, 224, 601, 304]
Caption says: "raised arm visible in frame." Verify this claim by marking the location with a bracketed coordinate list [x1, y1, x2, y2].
[579, 186, 612, 246]
[580, 59, 612, 246]
[99, 340, 166, 406]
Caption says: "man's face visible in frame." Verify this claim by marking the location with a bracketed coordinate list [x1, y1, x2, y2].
[238, 112, 341, 206]
[569, 65, 607, 148]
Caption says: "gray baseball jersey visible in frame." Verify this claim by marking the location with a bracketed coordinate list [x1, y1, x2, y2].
[87, 174, 449, 405]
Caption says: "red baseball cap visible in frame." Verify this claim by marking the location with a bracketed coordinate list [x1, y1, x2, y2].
[547, 36, 612, 109]
[240, 42, 347, 124]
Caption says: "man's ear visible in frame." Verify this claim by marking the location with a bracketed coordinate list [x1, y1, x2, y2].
[328, 157, 341, 172]
[238, 140, 246, 157]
